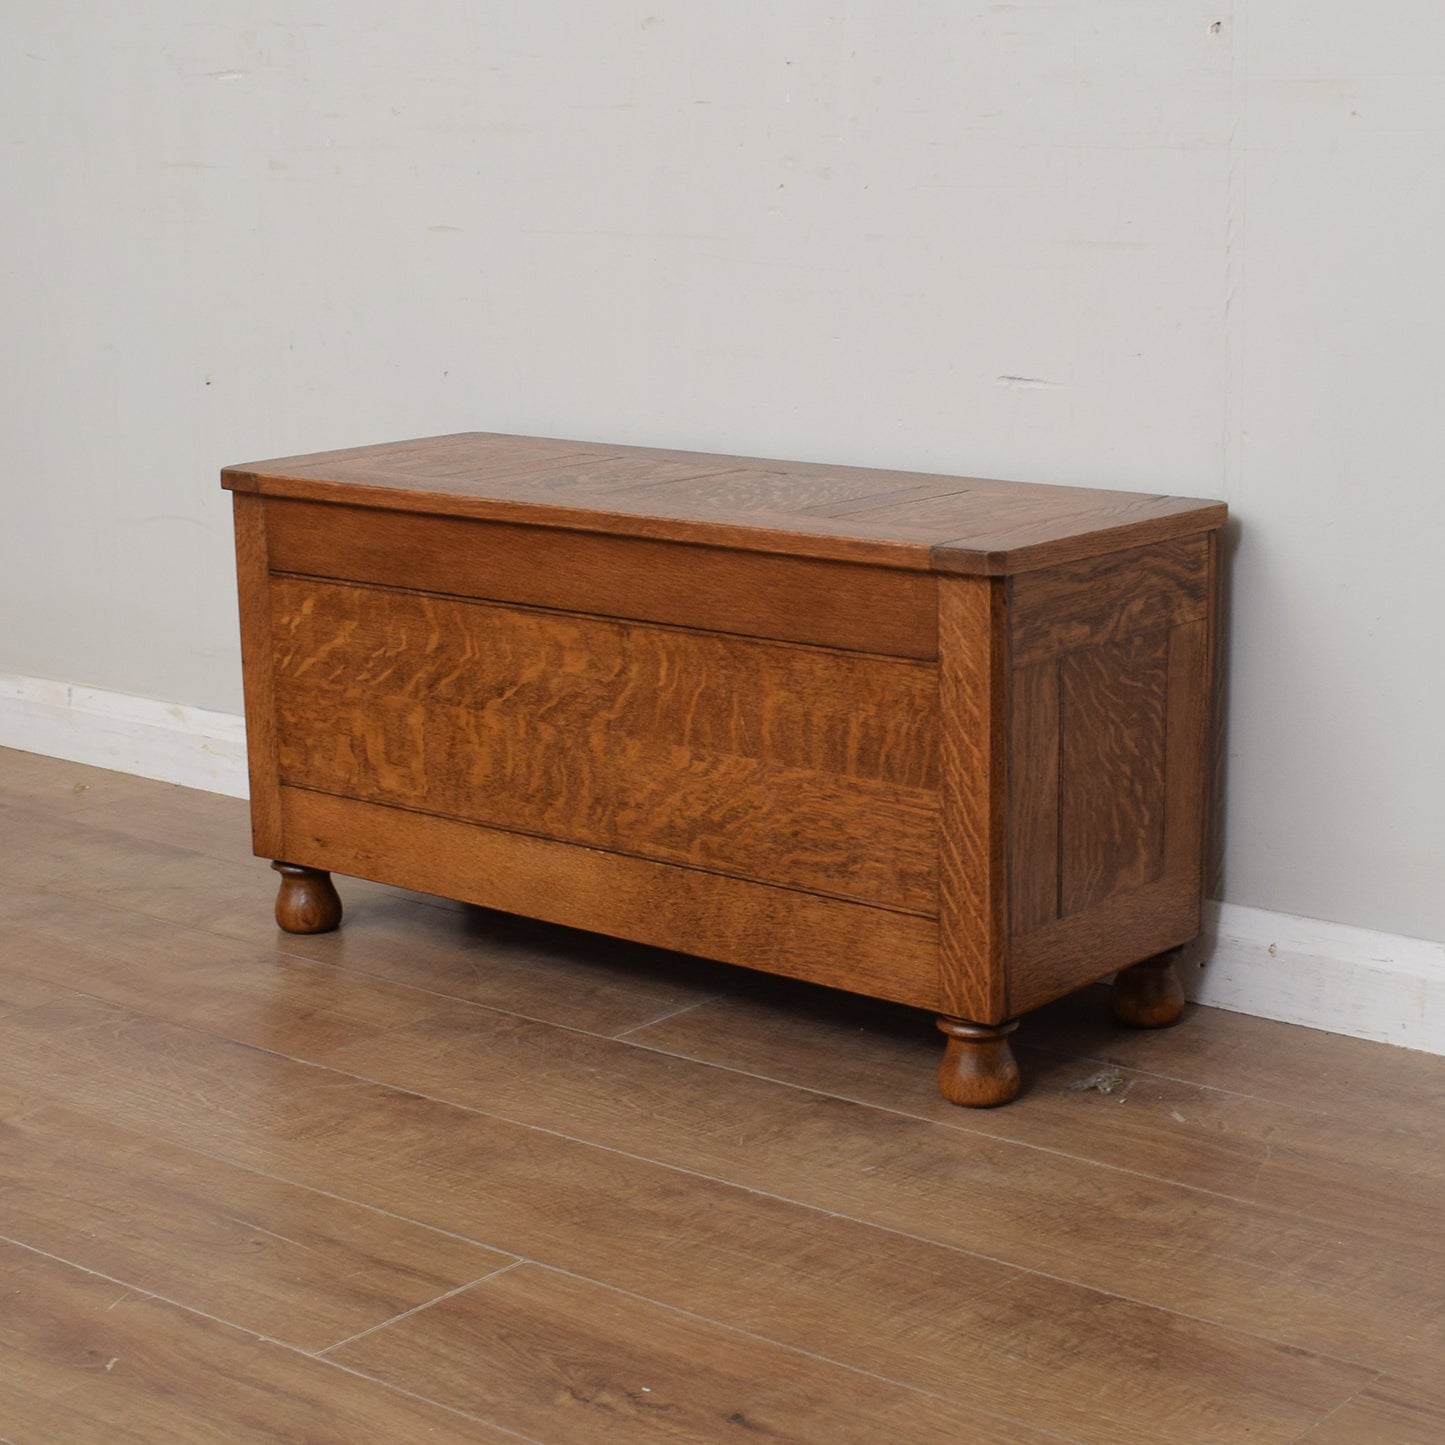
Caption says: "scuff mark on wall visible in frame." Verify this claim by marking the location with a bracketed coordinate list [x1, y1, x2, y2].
[996, 375, 1067, 390]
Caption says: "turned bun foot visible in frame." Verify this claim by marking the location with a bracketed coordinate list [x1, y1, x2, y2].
[271, 862, 343, 934]
[935, 1017, 1021, 1107]
[1111, 949, 1186, 1028]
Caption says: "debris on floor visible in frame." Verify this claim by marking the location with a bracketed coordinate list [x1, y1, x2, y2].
[1068, 1067, 1131, 1096]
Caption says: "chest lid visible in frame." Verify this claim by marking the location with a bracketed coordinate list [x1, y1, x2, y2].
[222, 431, 1226, 576]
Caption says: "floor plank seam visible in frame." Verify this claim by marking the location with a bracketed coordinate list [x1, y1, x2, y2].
[609, 996, 719, 1039]
[0, 997, 1429, 1388]
[0, 1229, 375, 1354]
[249, 1057, 1399, 1379]
[0, 875, 728, 1049]
[606, 1033, 1441, 1244]
[316, 1260, 527, 1357]
[0, 1078, 537, 1255]
[0, 906, 723, 1061]
[1285, 1371, 1386, 1443]
[3, 999, 1409, 1390]
[285, 1352, 550, 1444]
[0, 1232, 547, 1444]
[528, 1259, 1090, 1445]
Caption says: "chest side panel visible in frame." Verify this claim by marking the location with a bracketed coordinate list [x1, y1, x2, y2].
[1004, 534, 1217, 1013]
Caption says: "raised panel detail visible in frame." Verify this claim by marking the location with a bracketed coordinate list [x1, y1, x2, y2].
[270, 578, 939, 914]
[1058, 630, 1170, 917]
[1006, 660, 1060, 936]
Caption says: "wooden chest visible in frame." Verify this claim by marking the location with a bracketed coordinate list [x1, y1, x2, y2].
[223, 433, 1226, 1105]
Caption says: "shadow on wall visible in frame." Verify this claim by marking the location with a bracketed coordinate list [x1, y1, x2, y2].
[1208, 515, 1242, 902]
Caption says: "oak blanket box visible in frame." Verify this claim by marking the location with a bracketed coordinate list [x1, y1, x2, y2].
[223, 433, 1226, 1105]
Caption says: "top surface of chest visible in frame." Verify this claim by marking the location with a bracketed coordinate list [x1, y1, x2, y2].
[222, 432, 1226, 576]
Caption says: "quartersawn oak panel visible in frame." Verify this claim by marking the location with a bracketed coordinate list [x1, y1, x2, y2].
[1006, 659, 1060, 937]
[1006, 877, 1200, 1017]
[264, 497, 941, 660]
[270, 577, 939, 914]
[937, 576, 1008, 1022]
[1058, 630, 1170, 917]
[1007, 535, 1210, 667]
[224, 431, 1228, 576]
[231, 493, 282, 857]
[278, 787, 944, 1009]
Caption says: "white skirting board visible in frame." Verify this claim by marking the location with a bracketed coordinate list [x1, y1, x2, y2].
[2, 667, 1441, 1055]
[0, 670, 249, 799]
[1178, 902, 1445, 1055]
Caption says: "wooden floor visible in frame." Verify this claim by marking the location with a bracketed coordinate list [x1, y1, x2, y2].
[1, 749, 1443, 1443]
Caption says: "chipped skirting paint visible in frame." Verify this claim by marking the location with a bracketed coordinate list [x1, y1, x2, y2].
[0, 670, 247, 798]
[1, 667, 1439, 1055]
[1178, 901, 1445, 1056]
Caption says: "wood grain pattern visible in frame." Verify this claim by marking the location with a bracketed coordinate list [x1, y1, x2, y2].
[0, 824, 736, 1040]
[12, 754, 1445, 1445]
[230, 492, 282, 857]
[331, 1263, 1048, 1445]
[937, 576, 1008, 1022]
[1008, 535, 1211, 668]
[1058, 630, 1170, 916]
[227, 439, 1224, 1105]
[627, 469, 954, 516]
[279, 787, 945, 1008]
[1000, 541, 1215, 1013]
[0, 749, 160, 814]
[0, 988, 1379, 1445]
[930, 496, 1229, 577]
[1297, 1377, 1445, 1444]
[266, 496, 941, 659]
[270, 577, 938, 912]
[0, 1242, 517, 1442]
[628, 976, 1445, 1264]
[1007, 878, 1200, 1016]
[1022, 976, 1445, 1145]
[0, 879, 447, 1057]
[0, 1086, 512, 1352]
[299, 1000, 1442, 1392]
[1163, 617, 1211, 892]
[1006, 659, 1061, 936]
[222, 431, 1227, 575]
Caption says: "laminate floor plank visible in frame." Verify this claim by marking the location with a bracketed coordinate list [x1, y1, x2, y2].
[0, 966, 68, 1019]
[311, 1002, 1445, 1383]
[39, 784, 260, 866]
[4, 752, 1439, 1444]
[0, 1240, 525, 1443]
[332, 1262, 1065, 1445]
[624, 980, 1445, 1248]
[244, 891, 741, 1039]
[0, 809, 737, 1036]
[1296, 1376, 1445, 1444]
[0, 884, 458, 1057]
[1023, 981, 1445, 1134]
[0, 1085, 512, 1352]
[0, 752, 466, 915]
[0, 997, 1364, 1445]
[0, 749, 162, 816]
